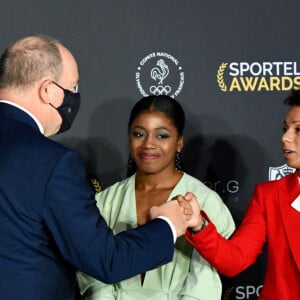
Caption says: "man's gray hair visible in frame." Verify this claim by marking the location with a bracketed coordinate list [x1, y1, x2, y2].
[0, 35, 63, 89]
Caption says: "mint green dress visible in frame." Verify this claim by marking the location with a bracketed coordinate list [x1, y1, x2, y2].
[77, 173, 235, 300]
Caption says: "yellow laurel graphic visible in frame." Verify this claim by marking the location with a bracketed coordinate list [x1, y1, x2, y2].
[222, 286, 234, 300]
[90, 178, 101, 193]
[217, 63, 228, 92]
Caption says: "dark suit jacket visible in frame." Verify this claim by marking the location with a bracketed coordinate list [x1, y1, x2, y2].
[0, 102, 173, 300]
[186, 172, 300, 300]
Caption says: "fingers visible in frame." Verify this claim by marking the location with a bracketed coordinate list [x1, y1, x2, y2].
[183, 192, 197, 202]
[149, 192, 203, 238]
[175, 192, 202, 229]
[179, 201, 193, 219]
[149, 200, 188, 237]
[149, 205, 162, 219]
[149, 200, 182, 220]
[172, 195, 193, 220]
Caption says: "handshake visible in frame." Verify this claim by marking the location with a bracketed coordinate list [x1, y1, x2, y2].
[149, 192, 204, 238]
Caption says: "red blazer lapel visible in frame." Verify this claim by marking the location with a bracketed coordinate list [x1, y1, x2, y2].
[279, 172, 300, 271]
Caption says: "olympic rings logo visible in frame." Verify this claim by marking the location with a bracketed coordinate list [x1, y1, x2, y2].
[149, 85, 172, 95]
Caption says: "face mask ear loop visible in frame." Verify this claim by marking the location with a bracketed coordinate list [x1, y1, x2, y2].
[49, 103, 57, 109]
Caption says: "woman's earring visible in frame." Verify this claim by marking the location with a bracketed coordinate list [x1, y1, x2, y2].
[175, 151, 183, 171]
[127, 155, 136, 177]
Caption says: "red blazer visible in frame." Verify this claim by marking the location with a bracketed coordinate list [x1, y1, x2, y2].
[186, 172, 300, 300]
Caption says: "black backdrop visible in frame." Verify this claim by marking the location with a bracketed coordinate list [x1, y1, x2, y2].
[1, 1, 299, 299]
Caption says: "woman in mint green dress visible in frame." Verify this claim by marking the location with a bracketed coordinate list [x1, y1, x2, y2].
[77, 95, 235, 300]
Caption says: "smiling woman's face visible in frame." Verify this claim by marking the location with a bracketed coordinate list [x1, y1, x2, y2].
[129, 110, 183, 176]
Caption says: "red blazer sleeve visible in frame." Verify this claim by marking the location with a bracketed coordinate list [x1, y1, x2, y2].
[185, 184, 267, 277]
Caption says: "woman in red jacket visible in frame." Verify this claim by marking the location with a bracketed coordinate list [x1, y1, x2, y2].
[185, 90, 300, 300]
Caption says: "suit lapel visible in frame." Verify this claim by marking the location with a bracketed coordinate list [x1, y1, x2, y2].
[279, 173, 300, 270]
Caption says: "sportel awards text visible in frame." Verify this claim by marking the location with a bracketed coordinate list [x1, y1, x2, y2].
[219, 61, 300, 92]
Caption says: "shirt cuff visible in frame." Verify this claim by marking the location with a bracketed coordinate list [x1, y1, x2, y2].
[157, 216, 177, 244]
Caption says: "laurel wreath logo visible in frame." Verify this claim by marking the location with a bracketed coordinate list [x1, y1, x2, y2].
[90, 178, 101, 193]
[222, 286, 234, 300]
[217, 63, 228, 92]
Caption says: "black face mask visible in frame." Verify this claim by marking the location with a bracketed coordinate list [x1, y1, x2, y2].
[50, 82, 81, 134]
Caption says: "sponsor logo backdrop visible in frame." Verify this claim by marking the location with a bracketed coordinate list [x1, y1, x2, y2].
[1, 1, 298, 299]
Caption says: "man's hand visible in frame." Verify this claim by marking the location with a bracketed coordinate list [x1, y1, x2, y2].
[149, 200, 188, 237]
[177, 192, 204, 231]
[171, 194, 193, 221]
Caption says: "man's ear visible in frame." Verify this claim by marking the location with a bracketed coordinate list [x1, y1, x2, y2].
[39, 79, 55, 104]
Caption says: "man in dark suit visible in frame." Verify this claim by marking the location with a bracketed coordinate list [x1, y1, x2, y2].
[0, 35, 191, 300]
